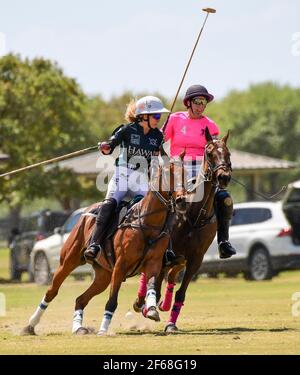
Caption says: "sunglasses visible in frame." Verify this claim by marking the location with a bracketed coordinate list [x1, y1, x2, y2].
[151, 114, 162, 120]
[192, 97, 208, 106]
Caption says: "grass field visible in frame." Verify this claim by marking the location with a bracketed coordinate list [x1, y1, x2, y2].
[1, 247, 300, 354]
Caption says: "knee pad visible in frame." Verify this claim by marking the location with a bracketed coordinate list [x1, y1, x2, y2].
[215, 190, 233, 220]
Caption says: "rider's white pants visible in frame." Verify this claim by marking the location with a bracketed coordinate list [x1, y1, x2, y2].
[105, 166, 149, 205]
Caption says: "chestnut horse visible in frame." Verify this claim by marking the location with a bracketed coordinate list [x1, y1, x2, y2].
[134, 129, 232, 333]
[22, 149, 187, 336]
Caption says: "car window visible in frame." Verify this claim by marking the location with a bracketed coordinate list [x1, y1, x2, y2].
[231, 208, 272, 226]
[42, 212, 70, 233]
[20, 212, 69, 233]
[20, 216, 38, 232]
[286, 189, 300, 203]
[63, 212, 82, 233]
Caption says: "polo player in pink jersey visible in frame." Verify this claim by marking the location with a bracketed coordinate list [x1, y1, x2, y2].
[164, 84, 236, 259]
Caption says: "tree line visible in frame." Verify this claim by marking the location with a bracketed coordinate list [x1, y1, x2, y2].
[0, 54, 299, 226]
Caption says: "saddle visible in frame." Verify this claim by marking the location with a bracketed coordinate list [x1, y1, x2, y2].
[106, 194, 144, 239]
[88, 195, 144, 270]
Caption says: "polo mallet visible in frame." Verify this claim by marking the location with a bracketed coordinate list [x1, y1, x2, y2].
[0, 7, 216, 179]
[0, 146, 98, 178]
[169, 7, 216, 115]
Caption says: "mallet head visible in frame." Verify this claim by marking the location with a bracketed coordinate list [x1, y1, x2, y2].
[202, 8, 216, 14]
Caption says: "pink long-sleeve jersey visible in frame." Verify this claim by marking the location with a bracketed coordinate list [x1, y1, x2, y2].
[163, 112, 220, 160]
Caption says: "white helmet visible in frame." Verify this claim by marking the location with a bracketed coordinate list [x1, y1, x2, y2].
[135, 96, 170, 116]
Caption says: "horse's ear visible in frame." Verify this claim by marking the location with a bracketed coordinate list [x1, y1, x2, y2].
[179, 148, 186, 161]
[222, 130, 230, 145]
[159, 144, 168, 157]
[205, 127, 213, 142]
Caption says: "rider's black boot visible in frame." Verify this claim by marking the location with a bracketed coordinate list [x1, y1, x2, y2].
[84, 198, 117, 262]
[163, 249, 185, 267]
[215, 190, 237, 259]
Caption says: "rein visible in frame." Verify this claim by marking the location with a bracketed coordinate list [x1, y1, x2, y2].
[119, 163, 178, 237]
[231, 177, 287, 201]
[186, 142, 232, 230]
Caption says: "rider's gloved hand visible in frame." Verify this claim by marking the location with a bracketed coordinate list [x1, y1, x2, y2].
[98, 142, 111, 154]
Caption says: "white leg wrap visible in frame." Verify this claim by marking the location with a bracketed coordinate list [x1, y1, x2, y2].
[29, 297, 49, 327]
[72, 309, 84, 334]
[98, 310, 114, 334]
[146, 288, 156, 310]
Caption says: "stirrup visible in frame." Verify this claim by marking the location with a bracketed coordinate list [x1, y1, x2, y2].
[84, 244, 102, 261]
[218, 241, 236, 259]
[163, 250, 184, 267]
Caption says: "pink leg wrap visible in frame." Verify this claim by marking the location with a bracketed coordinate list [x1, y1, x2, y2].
[168, 302, 184, 325]
[160, 283, 175, 311]
[138, 272, 147, 298]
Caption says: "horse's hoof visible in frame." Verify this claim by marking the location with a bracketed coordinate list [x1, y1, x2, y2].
[20, 325, 36, 336]
[164, 323, 178, 334]
[146, 307, 160, 322]
[74, 327, 90, 335]
[133, 300, 144, 313]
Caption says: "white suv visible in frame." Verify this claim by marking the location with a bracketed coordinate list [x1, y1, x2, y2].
[30, 208, 92, 285]
[200, 201, 300, 281]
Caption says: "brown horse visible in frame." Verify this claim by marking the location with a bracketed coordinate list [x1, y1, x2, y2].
[133, 129, 232, 333]
[22, 149, 187, 336]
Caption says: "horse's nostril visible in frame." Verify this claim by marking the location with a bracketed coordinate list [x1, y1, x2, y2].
[218, 174, 230, 184]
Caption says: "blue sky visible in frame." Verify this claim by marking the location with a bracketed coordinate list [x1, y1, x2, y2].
[0, 0, 299, 100]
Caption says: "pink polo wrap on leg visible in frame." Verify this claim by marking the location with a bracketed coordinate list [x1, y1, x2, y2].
[168, 302, 184, 325]
[160, 283, 175, 311]
[138, 272, 147, 298]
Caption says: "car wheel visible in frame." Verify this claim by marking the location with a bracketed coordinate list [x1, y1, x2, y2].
[34, 252, 51, 285]
[245, 247, 273, 281]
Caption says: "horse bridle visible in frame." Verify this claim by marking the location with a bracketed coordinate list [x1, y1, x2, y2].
[149, 158, 185, 213]
[121, 159, 186, 234]
[204, 141, 232, 182]
[187, 141, 232, 229]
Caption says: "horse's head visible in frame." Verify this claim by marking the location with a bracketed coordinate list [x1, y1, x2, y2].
[154, 146, 187, 214]
[204, 127, 232, 189]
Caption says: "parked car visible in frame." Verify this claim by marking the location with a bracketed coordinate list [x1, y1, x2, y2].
[30, 207, 93, 285]
[9, 210, 69, 281]
[198, 201, 300, 281]
[282, 180, 300, 245]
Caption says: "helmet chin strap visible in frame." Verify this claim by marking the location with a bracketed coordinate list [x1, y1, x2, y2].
[137, 115, 153, 130]
[187, 99, 206, 118]
[147, 115, 153, 129]
[187, 100, 195, 116]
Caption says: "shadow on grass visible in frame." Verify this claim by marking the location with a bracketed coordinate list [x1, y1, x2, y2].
[117, 326, 297, 337]
[0, 278, 33, 284]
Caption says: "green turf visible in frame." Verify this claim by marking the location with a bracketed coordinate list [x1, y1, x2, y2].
[1, 248, 300, 354]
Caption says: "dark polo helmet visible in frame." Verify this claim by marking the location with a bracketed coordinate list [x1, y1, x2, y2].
[183, 84, 214, 106]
